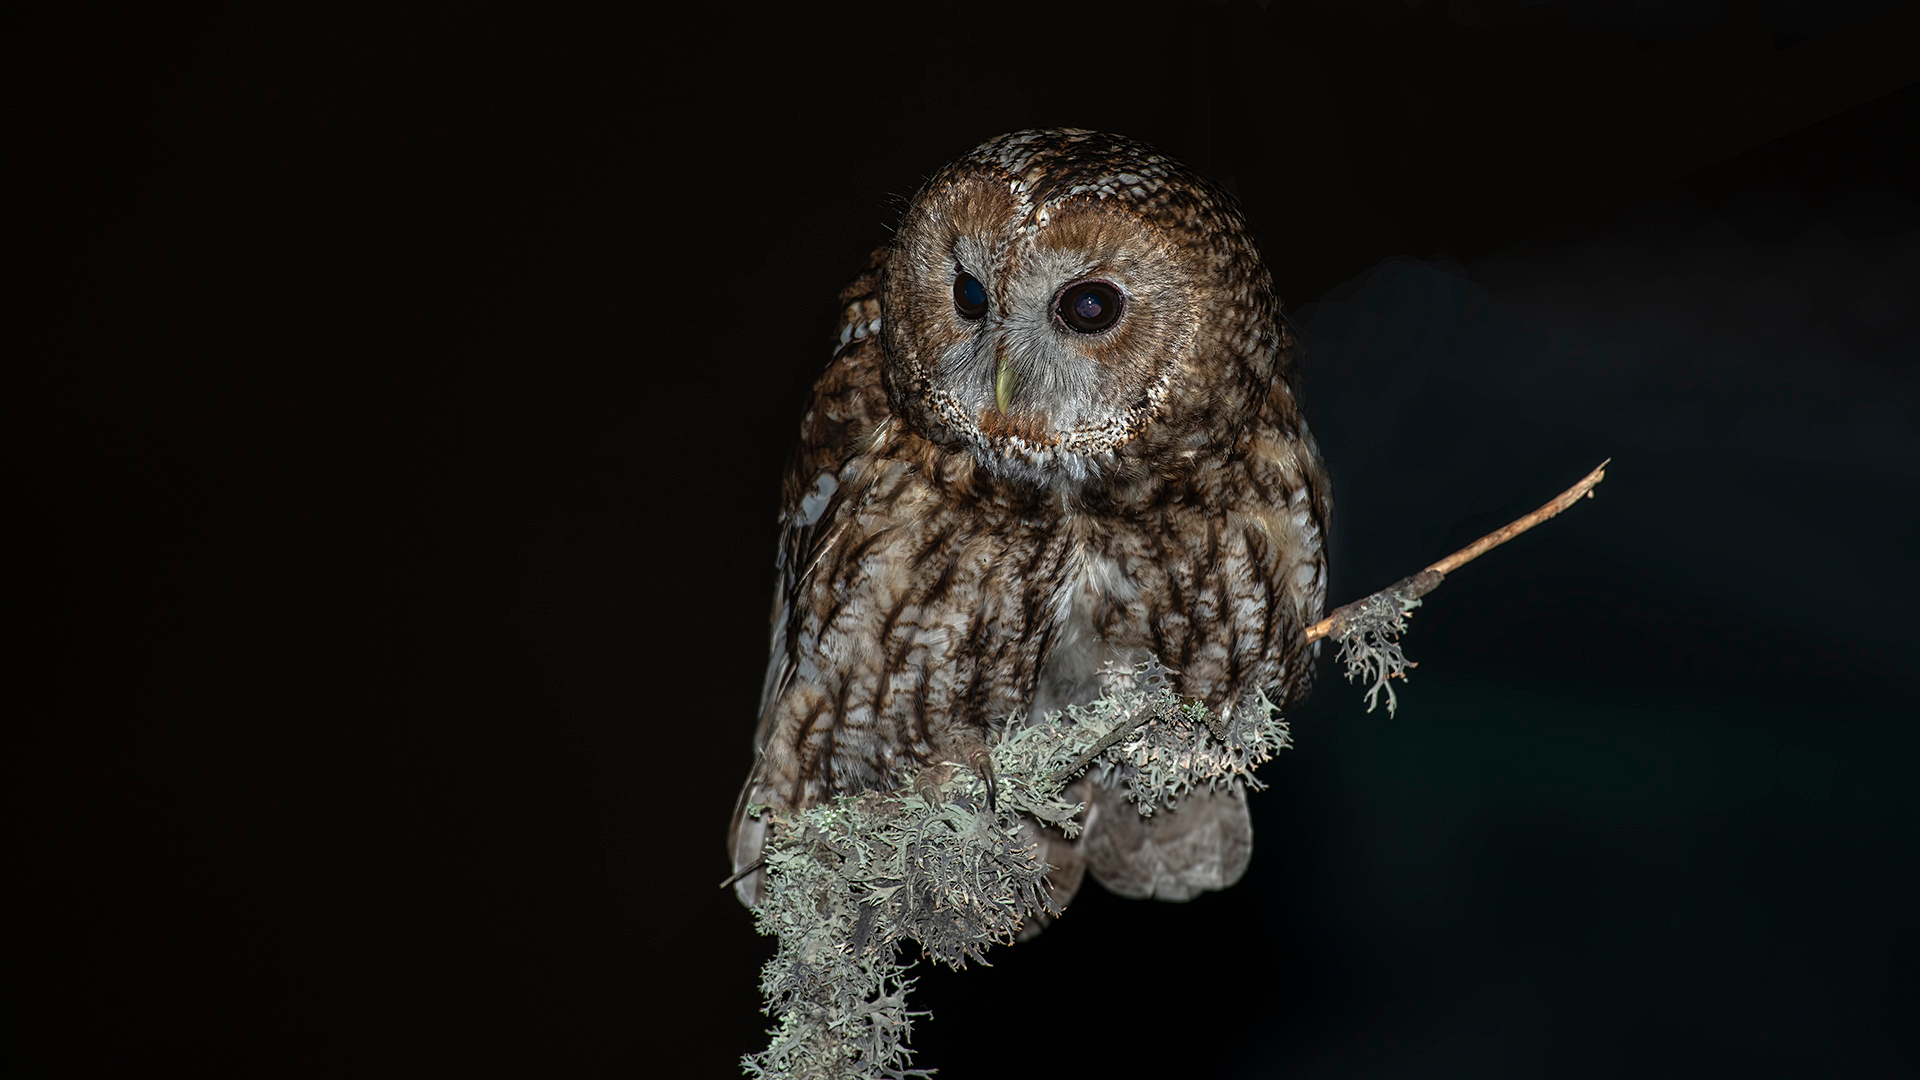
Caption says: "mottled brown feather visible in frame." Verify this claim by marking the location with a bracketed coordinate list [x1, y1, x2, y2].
[730, 131, 1331, 912]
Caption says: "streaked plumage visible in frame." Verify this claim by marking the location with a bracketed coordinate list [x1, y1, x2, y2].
[731, 129, 1331, 919]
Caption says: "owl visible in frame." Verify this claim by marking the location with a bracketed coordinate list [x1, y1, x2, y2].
[729, 129, 1331, 922]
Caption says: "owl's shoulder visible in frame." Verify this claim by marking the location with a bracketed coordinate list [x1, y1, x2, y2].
[832, 246, 888, 351]
[783, 249, 894, 513]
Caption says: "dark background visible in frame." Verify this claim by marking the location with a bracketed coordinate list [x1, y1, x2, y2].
[13, 1, 1919, 1076]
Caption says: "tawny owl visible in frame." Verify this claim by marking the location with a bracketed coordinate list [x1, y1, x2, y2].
[730, 129, 1331, 921]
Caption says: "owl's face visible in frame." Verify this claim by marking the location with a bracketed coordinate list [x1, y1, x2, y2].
[882, 129, 1284, 487]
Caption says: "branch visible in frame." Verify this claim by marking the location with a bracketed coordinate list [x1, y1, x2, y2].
[1305, 459, 1609, 645]
[1301, 460, 1608, 716]
[738, 462, 1612, 1076]
[1045, 693, 1172, 788]
[741, 664, 1291, 1079]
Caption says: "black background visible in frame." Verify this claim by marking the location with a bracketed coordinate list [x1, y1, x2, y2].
[14, 1, 1919, 1076]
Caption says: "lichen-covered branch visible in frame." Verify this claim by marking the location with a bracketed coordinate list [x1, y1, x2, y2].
[1310, 460, 1608, 715]
[1325, 570, 1439, 717]
[740, 662, 1290, 1079]
[739, 462, 1609, 1078]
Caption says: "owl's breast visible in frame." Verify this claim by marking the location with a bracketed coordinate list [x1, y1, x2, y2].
[1027, 519, 1154, 722]
[1025, 436, 1328, 724]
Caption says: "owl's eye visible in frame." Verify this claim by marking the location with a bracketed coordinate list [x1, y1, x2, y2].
[1057, 281, 1123, 334]
[952, 272, 988, 319]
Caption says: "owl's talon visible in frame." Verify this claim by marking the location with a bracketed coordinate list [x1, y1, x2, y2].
[913, 763, 954, 806]
[968, 747, 998, 812]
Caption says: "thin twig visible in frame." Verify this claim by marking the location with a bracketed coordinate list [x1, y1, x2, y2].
[1426, 458, 1611, 576]
[1046, 699, 1167, 787]
[1305, 459, 1609, 644]
[719, 855, 766, 891]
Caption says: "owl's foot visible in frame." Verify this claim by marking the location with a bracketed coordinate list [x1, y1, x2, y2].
[921, 741, 996, 811]
[968, 746, 998, 813]
[912, 763, 955, 806]
[1184, 695, 1232, 742]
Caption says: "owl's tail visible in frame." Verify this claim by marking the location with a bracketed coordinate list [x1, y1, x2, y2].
[1018, 778, 1252, 939]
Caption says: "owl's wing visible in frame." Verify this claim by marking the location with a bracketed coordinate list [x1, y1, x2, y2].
[729, 249, 892, 906]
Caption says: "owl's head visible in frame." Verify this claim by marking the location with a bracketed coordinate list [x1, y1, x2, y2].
[881, 129, 1288, 488]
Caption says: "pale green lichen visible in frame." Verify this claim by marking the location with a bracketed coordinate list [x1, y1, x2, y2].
[1332, 587, 1425, 717]
[740, 662, 1296, 1079]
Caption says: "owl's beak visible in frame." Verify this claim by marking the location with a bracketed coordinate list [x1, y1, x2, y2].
[994, 350, 1017, 414]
